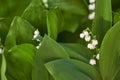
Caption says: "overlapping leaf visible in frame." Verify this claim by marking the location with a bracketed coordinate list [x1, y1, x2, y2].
[100, 20, 120, 80]
[6, 44, 36, 80]
[32, 35, 69, 80]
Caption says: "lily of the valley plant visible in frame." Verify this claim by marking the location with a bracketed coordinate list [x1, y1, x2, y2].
[0, 0, 120, 80]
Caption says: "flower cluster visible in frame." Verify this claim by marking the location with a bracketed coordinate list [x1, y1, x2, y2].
[88, 0, 96, 20]
[89, 53, 99, 65]
[0, 38, 3, 54]
[80, 28, 98, 50]
[79, 28, 100, 65]
[42, 0, 48, 8]
[33, 29, 42, 49]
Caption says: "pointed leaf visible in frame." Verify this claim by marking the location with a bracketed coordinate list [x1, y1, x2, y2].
[5, 16, 35, 51]
[6, 44, 36, 80]
[45, 59, 92, 80]
[32, 35, 69, 80]
[100, 21, 120, 80]
[92, 0, 112, 45]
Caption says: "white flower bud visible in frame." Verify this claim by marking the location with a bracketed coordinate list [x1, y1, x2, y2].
[89, 4, 95, 10]
[87, 43, 95, 49]
[83, 31, 89, 36]
[89, 0, 95, 3]
[85, 35, 91, 42]
[34, 29, 39, 35]
[89, 59, 96, 65]
[88, 12, 95, 20]
[44, 4, 48, 8]
[80, 33, 85, 38]
[92, 39, 98, 46]
[42, 0, 47, 3]
[0, 48, 3, 54]
[33, 35, 38, 39]
[36, 43, 42, 49]
[96, 54, 100, 60]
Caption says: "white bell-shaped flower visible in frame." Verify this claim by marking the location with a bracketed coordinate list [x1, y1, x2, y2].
[92, 39, 98, 46]
[89, 0, 95, 3]
[89, 59, 96, 65]
[85, 35, 91, 42]
[80, 33, 85, 38]
[88, 12, 95, 20]
[89, 4, 95, 10]
[96, 54, 100, 60]
[87, 43, 95, 49]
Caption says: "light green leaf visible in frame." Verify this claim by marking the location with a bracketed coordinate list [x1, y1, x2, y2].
[32, 35, 69, 80]
[61, 43, 92, 63]
[22, 0, 47, 35]
[5, 16, 35, 51]
[70, 59, 102, 80]
[92, 0, 112, 45]
[1, 54, 7, 80]
[6, 44, 36, 80]
[47, 9, 58, 40]
[100, 20, 120, 80]
[45, 59, 92, 80]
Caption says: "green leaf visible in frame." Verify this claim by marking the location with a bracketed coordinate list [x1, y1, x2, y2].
[45, 59, 92, 80]
[48, 0, 88, 15]
[70, 59, 102, 80]
[32, 35, 69, 80]
[61, 43, 92, 63]
[92, 0, 112, 45]
[47, 9, 58, 40]
[22, 0, 47, 35]
[1, 54, 7, 80]
[99, 20, 120, 80]
[6, 44, 36, 80]
[5, 16, 35, 51]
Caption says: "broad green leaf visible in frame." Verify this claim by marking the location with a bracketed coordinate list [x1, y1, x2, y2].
[70, 59, 102, 80]
[48, 0, 88, 15]
[47, 9, 58, 40]
[0, 0, 31, 41]
[99, 20, 120, 80]
[1, 54, 7, 80]
[6, 44, 36, 80]
[5, 16, 35, 51]
[61, 43, 92, 63]
[92, 0, 112, 45]
[45, 59, 92, 80]
[22, 0, 47, 35]
[32, 35, 69, 80]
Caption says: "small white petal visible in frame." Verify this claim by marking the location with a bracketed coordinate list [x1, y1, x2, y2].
[36, 46, 40, 49]
[89, 4, 95, 10]
[88, 12, 95, 20]
[85, 35, 91, 42]
[36, 43, 42, 49]
[42, 0, 47, 3]
[83, 31, 89, 36]
[96, 54, 100, 60]
[92, 39, 98, 46]
[34, 29, 39, 35]
[89, 59, 96, 65]
[89, 0, 95, 3]
[0, 48, 3, 54]
[36, 39, 41, 42]
[80, 33, 85, 38]
[44, 3, 48, 8]
[87, 43, 95, 49]
[33, 35, 38, 39]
